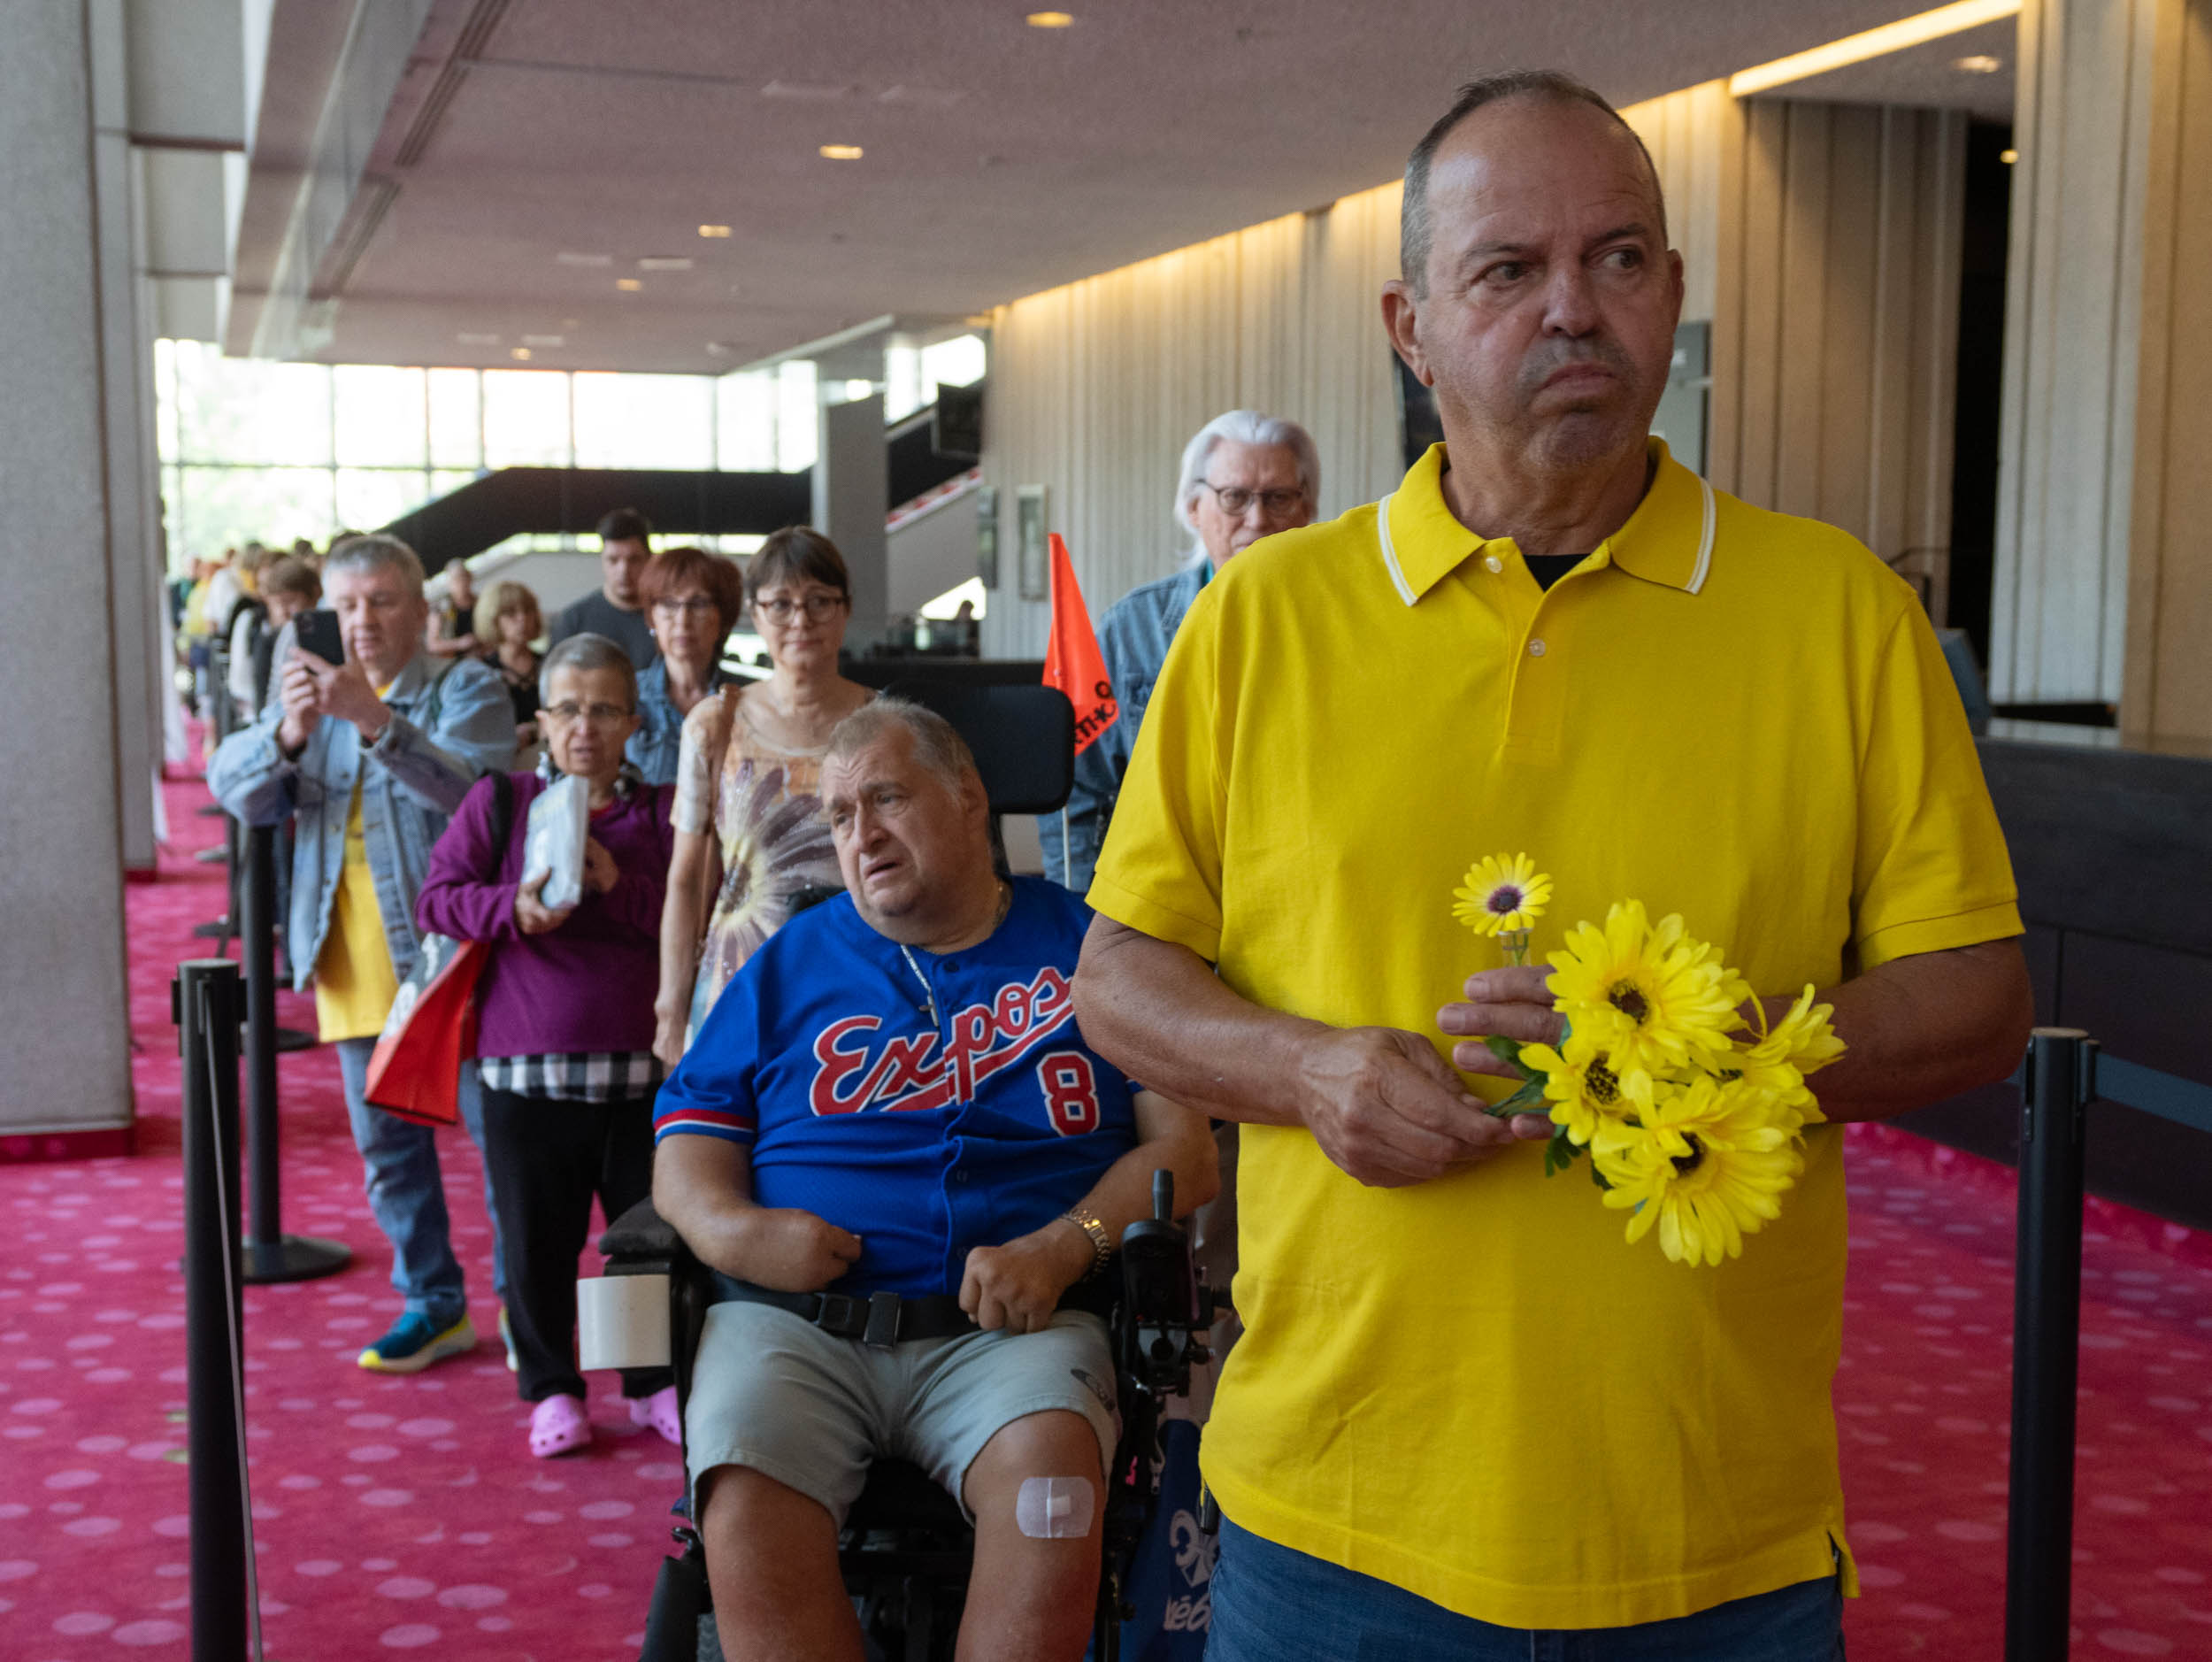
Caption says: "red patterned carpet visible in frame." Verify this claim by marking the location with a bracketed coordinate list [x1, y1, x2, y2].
[2, 766, 2208, 1659]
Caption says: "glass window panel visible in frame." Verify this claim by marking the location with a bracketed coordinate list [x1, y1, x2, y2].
[430, 468, 479, 504]
[922, 334, 987, 389]
[173, 342, 334, 466]
[428, 369, 483, 468]
[334, 365, 427, 466]
[176, 466, 337, 558]
[335, 468, 433, 535]
[482, 370, 572, 467]
[715, 372, 778, 473]
[160, 466, 187, 572]
[573, 372, 713, 470]
[155, 340, 180, 461]
[776, 361, 818, 473]
[884, 344, 924, 422]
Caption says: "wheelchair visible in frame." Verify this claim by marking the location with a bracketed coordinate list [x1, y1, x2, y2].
[601, 1168, 1223, 1662]
[606, 677, 1224, 1659]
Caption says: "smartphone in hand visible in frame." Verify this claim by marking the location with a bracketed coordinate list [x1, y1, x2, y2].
[295, 608, 344, 666]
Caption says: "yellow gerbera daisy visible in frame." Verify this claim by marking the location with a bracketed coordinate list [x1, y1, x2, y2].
[1451, 852, 1553, 937]
[1546, 901, 1751, 1076]
[1592, 1075, 1803, 1266]
[1518, 1034, 1651, 1146]
[1731, 986, 1845, 1127]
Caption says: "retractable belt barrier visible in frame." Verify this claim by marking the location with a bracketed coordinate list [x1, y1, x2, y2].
[2004, 1027, 2096, 1662]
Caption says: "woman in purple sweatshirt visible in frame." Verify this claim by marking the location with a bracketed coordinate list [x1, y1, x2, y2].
[417, 634, 679, 1458]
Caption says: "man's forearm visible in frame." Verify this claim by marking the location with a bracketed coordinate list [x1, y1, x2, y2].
[1073, 920, 1321, 1128]
[1071, 1120, 1219, 1249]
[651, 1138, 756, 1276]
[1795, 940, 2034, 1123]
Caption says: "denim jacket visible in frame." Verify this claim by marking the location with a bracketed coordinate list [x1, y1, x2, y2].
[207, 652, 517, 991]
[1039, 561, 1208, 894]
[626, 658, 740, 787]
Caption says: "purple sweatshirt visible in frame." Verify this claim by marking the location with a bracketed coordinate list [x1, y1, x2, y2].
[415, 771, 674, 1059]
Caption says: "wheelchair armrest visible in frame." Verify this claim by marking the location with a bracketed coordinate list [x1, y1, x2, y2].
[597, 1196, 682, 1269]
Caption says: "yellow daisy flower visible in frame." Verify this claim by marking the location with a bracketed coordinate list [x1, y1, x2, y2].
[1731, 986, 1845, 1127]
[1518, 1034, 1651, 1146]
[1592, 1075, 1803, 1266]
[1546, 901, 1752, 1076]
[1451, 852, 1553, 937]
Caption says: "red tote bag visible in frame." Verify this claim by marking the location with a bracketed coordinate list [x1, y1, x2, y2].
[363, 931, 488, 1127]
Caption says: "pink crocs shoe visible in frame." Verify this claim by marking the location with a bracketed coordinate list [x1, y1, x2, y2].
[528, 1393, 591, 1458]
[628, 1385, 681, 1447]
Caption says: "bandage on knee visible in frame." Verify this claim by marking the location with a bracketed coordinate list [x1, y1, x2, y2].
[1015, 1475, 1095, 1539]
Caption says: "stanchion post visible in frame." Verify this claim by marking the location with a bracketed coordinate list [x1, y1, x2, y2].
[240, 825, 351, 1285]
[174, 958, 248, 1662]
[2004, 1026, 2095, 1662]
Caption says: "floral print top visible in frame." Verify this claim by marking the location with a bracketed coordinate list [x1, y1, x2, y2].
[671, 685, 849, 1044]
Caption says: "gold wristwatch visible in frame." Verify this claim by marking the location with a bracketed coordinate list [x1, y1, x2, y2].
[1060, 1206, 1112, 1278]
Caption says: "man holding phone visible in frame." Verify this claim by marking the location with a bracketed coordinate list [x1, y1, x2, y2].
[211, 534, 518, 1374]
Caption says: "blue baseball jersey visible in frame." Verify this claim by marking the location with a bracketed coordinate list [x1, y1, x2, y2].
[653, 876, 1141, 1298]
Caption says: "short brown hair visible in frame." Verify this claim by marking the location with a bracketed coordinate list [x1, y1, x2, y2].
[259, 555, 320, 605]
[747, 526, 850, 608]
[641, 546, 745, 639]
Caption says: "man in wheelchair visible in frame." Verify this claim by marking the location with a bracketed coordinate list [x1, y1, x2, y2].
[651, 697, 1218, 1662]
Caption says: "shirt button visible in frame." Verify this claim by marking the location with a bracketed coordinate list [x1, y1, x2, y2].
[1527, 639, 1548, 658]
[1485, 555, 1503, 573]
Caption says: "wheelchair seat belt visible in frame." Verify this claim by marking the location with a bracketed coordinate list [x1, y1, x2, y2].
[709, 1273, 1112, 1350]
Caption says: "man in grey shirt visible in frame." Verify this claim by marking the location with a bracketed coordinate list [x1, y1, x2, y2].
[548, 506, 660, 669]
[1041, 411, 1319, 894]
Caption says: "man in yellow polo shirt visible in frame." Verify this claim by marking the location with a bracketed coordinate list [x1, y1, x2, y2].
[1072, 71, 2032, 1657]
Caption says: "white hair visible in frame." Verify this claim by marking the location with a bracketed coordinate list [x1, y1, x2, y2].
[324, 533, 426, 599]
[1172, 410, 1321, 567]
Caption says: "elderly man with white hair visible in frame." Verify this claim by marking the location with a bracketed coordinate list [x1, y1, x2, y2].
[1040, 410, 1318, 896]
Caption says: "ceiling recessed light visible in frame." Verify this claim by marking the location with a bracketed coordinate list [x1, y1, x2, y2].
[879, 85, 964, 106]
[1026, 11, 1076, 27]
[2001, 147, 2019, 164]
[699, 224, 733, 238]
[556, 251, 613, 267]
[819, 143, 864, 160]
[521, 334, 565, 348]
[638, 257, 694, 273]
[510, 347, 533, 361]
[1728, 0, 2021, 97]
[616, 278, 643, 291]
[457, 331, 501, 346]
[1955, 53, 2003, 73]
[762, 80, 856, 100]
[561, 318, 580, 328]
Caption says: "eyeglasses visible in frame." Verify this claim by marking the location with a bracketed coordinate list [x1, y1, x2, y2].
[651, 596, 722, 619]
[754, 592, 847, 624]
[542, 702, 633, 725]
[1198, 481, 1306, 519]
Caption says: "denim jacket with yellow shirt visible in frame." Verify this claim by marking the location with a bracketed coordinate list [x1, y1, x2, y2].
[208, 651, 515, 992]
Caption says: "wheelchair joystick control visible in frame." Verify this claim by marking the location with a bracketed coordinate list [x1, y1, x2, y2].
[1152, 1167, 1174, 1223]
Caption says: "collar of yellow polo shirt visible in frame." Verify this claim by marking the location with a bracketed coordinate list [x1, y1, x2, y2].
[1088, 439, 2019, 1629]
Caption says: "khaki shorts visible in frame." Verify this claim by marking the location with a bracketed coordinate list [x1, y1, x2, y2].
[684, 1301, 1117, 1527]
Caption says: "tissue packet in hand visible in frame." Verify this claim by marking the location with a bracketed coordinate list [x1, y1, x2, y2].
[525, 773, 590, 912]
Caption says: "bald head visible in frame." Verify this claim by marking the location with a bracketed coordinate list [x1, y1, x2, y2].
[1401, 72, 1665, 296]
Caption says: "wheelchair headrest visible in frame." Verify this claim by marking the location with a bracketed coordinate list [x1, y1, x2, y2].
[881, 680, 1075, 817]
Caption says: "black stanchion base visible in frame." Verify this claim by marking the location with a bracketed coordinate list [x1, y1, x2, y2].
[242, 1235, 352, 1284]
[193, 846, 230, 865]
[275, 1027, 316, 1053]
[196, 804, 227, 818]
[193, 919, 233, 939]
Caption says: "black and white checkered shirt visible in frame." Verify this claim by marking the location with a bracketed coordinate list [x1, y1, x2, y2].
[476, 1051, 663, 1104]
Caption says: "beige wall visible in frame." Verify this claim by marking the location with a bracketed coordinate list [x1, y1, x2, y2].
[2121, 0, 2212, 735]
[980, 83, 1968, 652]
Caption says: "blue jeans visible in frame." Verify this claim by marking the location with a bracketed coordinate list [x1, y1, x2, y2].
[334, 1040, 507, 1326]
[1206, 1518, 1844, 1662]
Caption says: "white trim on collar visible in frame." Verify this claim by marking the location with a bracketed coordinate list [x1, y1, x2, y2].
[1686, 475, 1717, 596]
[1375, 493, 1417, 607]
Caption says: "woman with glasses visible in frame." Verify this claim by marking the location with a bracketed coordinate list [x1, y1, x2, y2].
[654, 527, 872, 1065]
[415, 633, 678, 1458]
[628, 546, 746, 786]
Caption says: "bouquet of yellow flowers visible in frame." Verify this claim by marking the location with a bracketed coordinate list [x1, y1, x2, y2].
[1453, 853, 1846, 1266]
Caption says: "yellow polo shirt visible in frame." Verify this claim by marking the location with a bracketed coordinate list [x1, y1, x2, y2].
[313, 782, 400, 1043]
[1089, 440, 2021, 1629]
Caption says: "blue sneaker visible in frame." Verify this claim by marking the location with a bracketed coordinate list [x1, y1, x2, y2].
[358, 1311, 476, 1373]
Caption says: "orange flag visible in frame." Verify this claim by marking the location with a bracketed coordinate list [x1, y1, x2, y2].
[1041, 533, 1118, 756]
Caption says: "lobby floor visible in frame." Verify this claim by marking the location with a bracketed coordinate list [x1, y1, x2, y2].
[1, 765, 2208, 1658]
